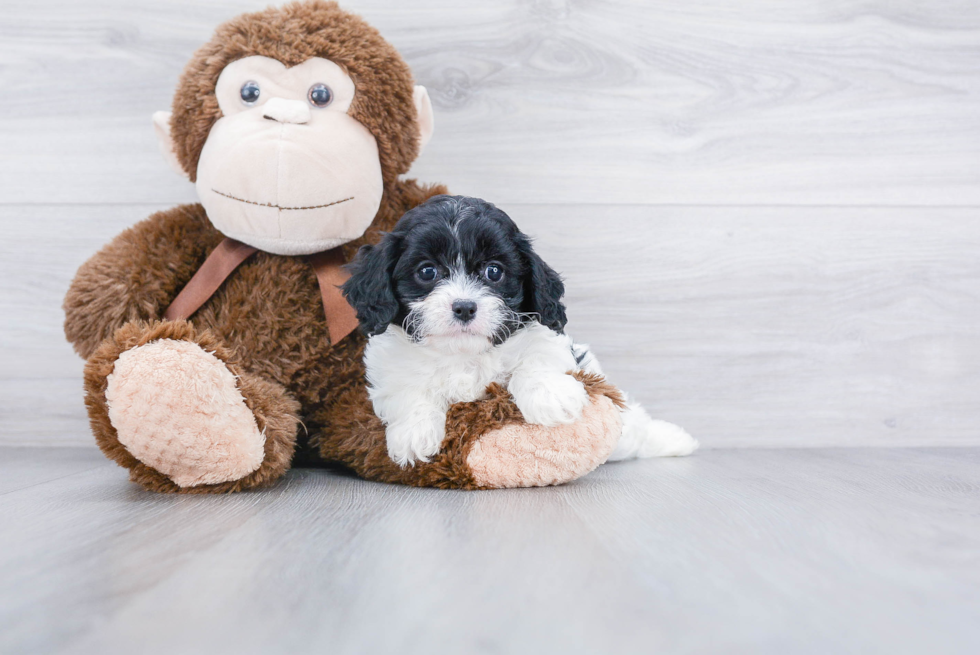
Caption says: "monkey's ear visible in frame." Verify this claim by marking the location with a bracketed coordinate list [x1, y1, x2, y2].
[413, 86, 434, 155]
[152, 111, 188, 179]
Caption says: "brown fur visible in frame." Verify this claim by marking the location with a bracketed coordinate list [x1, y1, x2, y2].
[64, 1, 624, 493]
[68, 179, 444, 493]
[171, 0, 420, 185]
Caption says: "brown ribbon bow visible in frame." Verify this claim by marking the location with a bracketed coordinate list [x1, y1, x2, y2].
[162, 237, 359, 345]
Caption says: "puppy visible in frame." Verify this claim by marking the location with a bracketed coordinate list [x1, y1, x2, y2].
[343, 195, 697, 467]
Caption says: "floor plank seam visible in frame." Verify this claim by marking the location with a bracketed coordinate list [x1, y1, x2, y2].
[0, 464, 114, 497]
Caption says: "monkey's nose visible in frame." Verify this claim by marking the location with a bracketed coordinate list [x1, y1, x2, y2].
[262, 98, 311, 124]
[452, 300, 477, 324]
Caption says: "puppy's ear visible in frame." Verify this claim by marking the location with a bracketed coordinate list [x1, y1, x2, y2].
[520, 243, 568, 333]
[342, 239, 401, 336]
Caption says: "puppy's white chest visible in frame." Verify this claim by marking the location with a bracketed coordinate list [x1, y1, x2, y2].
[432, 351, 507, 404]
[363, 330, 509, 406]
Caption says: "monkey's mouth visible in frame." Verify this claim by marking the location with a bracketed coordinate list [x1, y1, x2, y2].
[211, 189, 354, 211]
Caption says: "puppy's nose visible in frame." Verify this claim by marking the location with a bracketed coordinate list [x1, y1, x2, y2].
[452, 300, 477, 323]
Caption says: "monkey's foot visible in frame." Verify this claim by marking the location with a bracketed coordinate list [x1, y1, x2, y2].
[464, 374, 624, 489]
[105, 339, 266, 487]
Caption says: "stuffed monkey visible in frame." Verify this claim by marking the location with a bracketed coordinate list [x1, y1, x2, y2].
[63, 1, 628, 493]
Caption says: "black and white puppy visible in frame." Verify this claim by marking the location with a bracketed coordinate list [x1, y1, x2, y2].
[343, 195, 696, 467]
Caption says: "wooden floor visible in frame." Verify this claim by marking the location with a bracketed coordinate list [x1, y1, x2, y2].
[2, 2, 979, 653]
[1, 446, 978, 655]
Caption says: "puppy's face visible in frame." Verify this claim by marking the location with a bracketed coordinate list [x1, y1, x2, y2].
[393, 210, 524, 345]
[343, 196, 567, 348]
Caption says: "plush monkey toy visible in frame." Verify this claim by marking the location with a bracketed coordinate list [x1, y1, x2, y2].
[63, 1, 626, 493]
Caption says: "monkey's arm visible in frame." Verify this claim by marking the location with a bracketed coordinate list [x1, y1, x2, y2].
[314, 372, 625, 489]
[63, 203, 222, 359]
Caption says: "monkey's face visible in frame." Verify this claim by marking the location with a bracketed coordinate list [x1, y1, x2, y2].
[194, 56, 384, 255]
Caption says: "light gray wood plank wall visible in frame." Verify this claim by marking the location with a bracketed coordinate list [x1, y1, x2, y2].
[4, 204, 979, 447]
[1, 0, 978, 205]
[1, 1, 978, 447]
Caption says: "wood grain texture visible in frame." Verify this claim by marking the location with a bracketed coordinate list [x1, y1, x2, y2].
[0, 0, 978, 205]
[1, 446, 978, 654]
[2, 1, 978, 447]
[3, 203, 979, 448]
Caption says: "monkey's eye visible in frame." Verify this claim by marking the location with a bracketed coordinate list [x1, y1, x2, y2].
[308, 83, 333, 108]
[416, 265, 439, 283]
[240, 81, 261, 105]
[483, 264, 504, 283]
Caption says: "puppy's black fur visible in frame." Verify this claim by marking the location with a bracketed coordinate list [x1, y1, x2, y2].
[343, 195, 567, 337]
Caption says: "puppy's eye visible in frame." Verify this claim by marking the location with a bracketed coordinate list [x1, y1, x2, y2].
[240, 81, 261, 105]
[483, 264, 504, 283]
[308, 83, 333, 108]
[417, 265, 439, 282]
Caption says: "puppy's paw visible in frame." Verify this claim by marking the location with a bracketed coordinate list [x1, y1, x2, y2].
[385, 417, 446, 467]
[512, 373, 590, 427]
